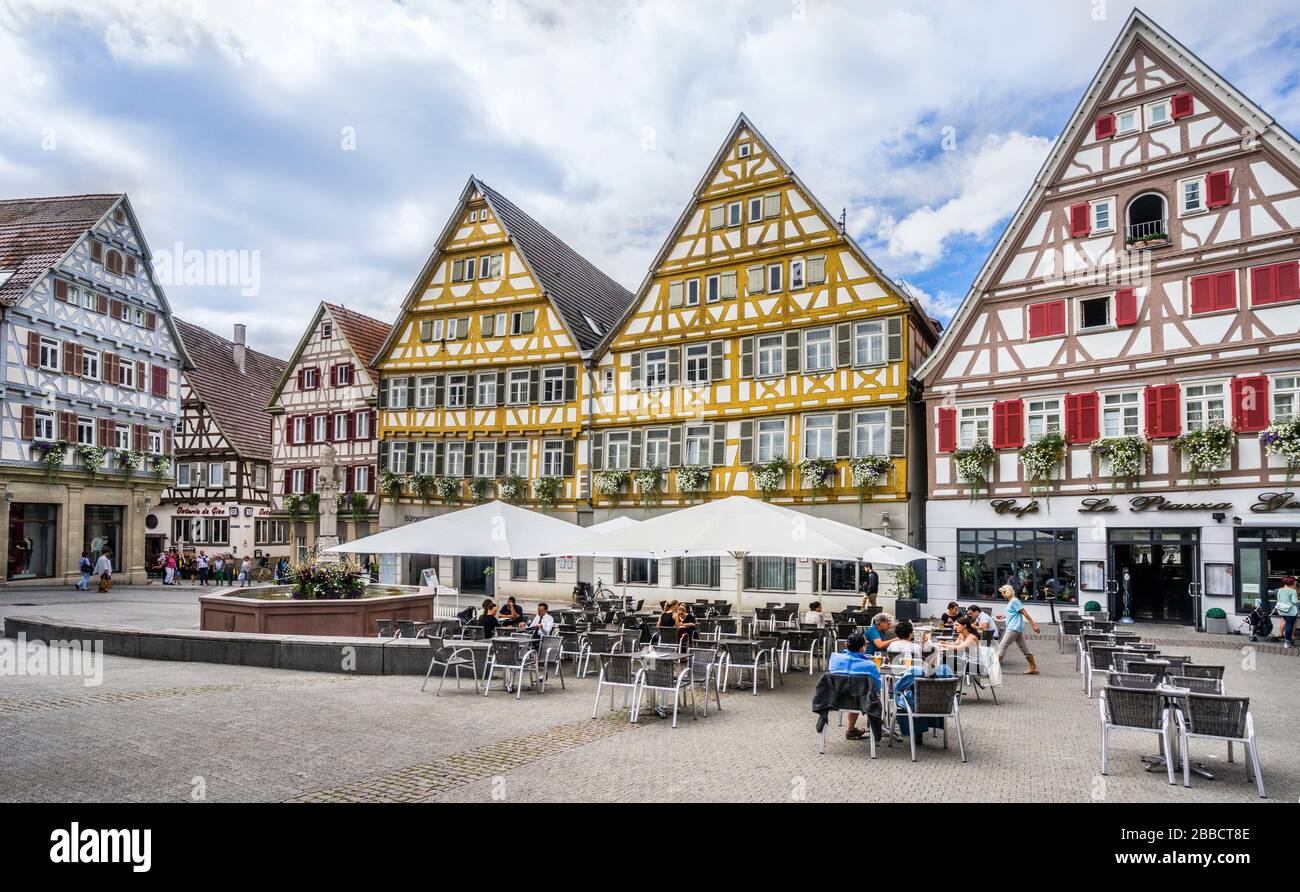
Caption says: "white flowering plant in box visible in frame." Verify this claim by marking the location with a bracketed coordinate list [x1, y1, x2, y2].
[593, 469, 629, 503]
[1261, 420, 1300, 483]
[798, 458, 836, 500]
[850, 455, 893, 495]
[750, 458, 789, 499]
[1018, 433, 1066, 498]
[1090, 436, 1149, 491]
[115, 448, 143, 477]
[634, 466, 664, 506]
[675, 464, 710, 496]
[378, 469, 405, 499]
[433, 475, 462, 503]
[151, 454, 171, 478]
[532, 476, 561, 510]
[498, 474, 527, 503]
[953, 440, 995, 500]
[32, 439, 69, 483]
[1174, 423, 1234, 487]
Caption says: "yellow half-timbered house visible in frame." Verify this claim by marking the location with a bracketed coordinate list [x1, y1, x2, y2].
[587, 115, 940, 602]
[372, 177, 633, 592]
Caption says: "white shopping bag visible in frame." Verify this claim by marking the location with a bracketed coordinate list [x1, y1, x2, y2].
[979, 645, 1003, 687]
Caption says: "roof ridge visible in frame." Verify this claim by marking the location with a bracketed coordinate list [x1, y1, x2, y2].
[0, 193, 124, 205]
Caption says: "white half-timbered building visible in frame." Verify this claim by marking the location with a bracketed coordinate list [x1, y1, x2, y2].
[0, 194, 188, 586]
[267, 302, 389, 564]
[917, 10, 1300, 628]
[156, 319, 286, 564]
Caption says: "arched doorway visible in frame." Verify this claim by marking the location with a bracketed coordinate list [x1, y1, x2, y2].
[1126, 192, 1167, 244]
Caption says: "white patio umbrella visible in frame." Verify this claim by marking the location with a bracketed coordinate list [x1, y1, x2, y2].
[327, 499, 588, 558]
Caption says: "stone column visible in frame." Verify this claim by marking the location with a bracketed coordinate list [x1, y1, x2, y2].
[315, 446, 341, 565]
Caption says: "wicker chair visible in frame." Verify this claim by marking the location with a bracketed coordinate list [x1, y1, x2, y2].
[375, 619, 396, 638]
[1098, 686, 1174, 784]
[720, 642, 775, 694]
[619, 629, 643, 654]
[420, 637, 479, 695]
[652, 624, 683, 651]
[459, 624, 486, 641]
[535, 636, 565, 692]
[686, 647, 723, 717]
[1168, 674, 1223, 695]
[633, 657, 695, 727]
[1084, 644, 1123, 698]
[1106, 670, 1160, 689]
[591, 653, 641, 721]
[1113, 651, 1160, 673]
[559, 630, 586, 668]
[481, 639, 539, 699]
[1077, 632, 1112, 673]
[1174, 694, 1265, 797]
[1181, 664, 1225, 680]
[1058, 616, 1085, 653]
[898, 676, 965, 763]
[1109, 664, 1162, 686]
[784, 630, 824, 674]
[579, 631, 621, 678]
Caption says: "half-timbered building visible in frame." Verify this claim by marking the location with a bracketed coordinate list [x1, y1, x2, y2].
[0, 194, 187, 586]
[588, 115, 939, 607]
[372, 177, 633, 592]
[156, 319, 286, 563]
[917, 10, 1300, 628]
[267, 302, 389, 563]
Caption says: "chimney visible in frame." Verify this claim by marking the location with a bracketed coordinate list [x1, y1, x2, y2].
[232, 323, 247, 374]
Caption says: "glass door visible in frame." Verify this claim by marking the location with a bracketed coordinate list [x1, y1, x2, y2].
[1109, 528, 1199, 624]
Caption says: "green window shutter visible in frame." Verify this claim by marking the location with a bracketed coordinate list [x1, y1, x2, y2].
[591, 431, 604, 471]
[434, 441, 444, 476]
[404, 377, 416, 409]
[377, 378, 389, 409]
[709, 340, 725, 382]
[740, 337, 754, 378]
[564, 365, 577, 402]
[460, 444, 472, 477]
[785, 331, 800, 375]
[629, 351, 641, 389]
[667, 347, 680, 386]
[405, 442, 416, 472]
[835, 411, 851, 459]
[738, 420, 754, 465]
[562, 440, 575, 477]
[432, 374, 444, 408]
[496, 371, 507, 402]
[378, 440, 389, 471]
[629, 429, 643, 470]
[528, 368, 539, 404]
[712, 423, 727, 467]
[668, 426, 682, 468]
[464, 375, 476, 408]
[496, 444, 506, 477]
[890, 407, 907, 457]
[887, 316, 903, 362]
[837, 322, 851, 367]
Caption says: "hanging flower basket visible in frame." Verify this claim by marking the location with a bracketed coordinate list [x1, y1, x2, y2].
[283, 493, 302, 519]
[953, 440, 995, 500]
[675, 465, 711, 500]
[532, 476, 561, 511]
[750, 458, 789, 500]
[33, 439, 69, 484]
[593, 470, 629, 504]
[499, 474, 527, 503]
[76, 444, 109, 483]
[410, 473, 437, 503]
[850, 455, 893, 499]
[469, 476, 493, 503]
[1090, 436, 1149, 491]
[1174, 424, 1234, 487]
[305, 491, 321, 517]
[1261, 420, 1300, 483]
[634, 467, 664, 506]
[151, 454, 171, 478]
[797, 458, 837, 500]
[434, 476, 461, 503]
[115, 448, 143, 477]
[378, 469, 405, 499]
[1019, 433, 1066, 498]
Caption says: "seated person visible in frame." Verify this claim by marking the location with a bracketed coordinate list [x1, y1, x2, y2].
[498, 596, 524, 627]
[526, 602, 555, 637]
[885, 620, 935, 667]
[477, 599, 501, 638]
[827, 633, 882, 742]
[672, 601, 697, 645]
[864, 613, 896, 655]
[935, 615, 983, 654]
[657, 600, 680, 628]
[803, 601, 826, 629]
[967, 604, 1000, 640]
[937, 601, 962, 627]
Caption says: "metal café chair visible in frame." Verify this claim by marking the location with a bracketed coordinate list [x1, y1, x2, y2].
[653, 624, 684, 651]
[420, 637, 479, 696]
[481, 639, 540, 700]
[579, 631, 621, 678]
[1077, 632, 1113, 673]
[375, 619, 397, 638]
[619, 629, 642, 654]
[591, 653, 640, 721]
[535, 636, 565, 692]
[1084, 644, 1123, 698]
[559, 629, 587, 668]
[1174, 693, 1265, 797]
[1098, 686, 1175, 784]
[784, 630, 824, 674]
[1106, 670, 1160, 689]
[686, 647, 723, 717]
[1181, 664, 1225, 680]
[395, 619, 421, 639]
[1168, 674, 1223, 695]
[720, 642, 776, 694]
[897, 676, 966, 763]
[459, 624, 486, 641]
[632, 655, 695, 727]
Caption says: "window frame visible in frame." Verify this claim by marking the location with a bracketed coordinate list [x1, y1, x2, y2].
[1183, 380, 1228, 433]
[852, 319, 885, 367]
[1272, 374, 1300, 422]
[683, 343, 710, 385]
[802, 327, 833, 373]
[958, 405, 992, 450]
[1178, 175, 1207, 217]
[1025, 397, 1063, 443]
[756, 417, 787, 463]
[802, 413, 835, 460]
[853, 409, 889, 458]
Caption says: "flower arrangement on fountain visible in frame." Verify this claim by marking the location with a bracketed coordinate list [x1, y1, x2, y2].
[750, 458, 790, 499]
[32, 439, 69, 482]
[283, 493, 302, 519]
[115, 448, 143, 477]
[593, 469, 629, 503]
[151, 454, 171, 477]
[498, 474, 527, 503]
[469, 476, 492, 503]
[434, 475, 461, 503]
[1090, 436, 1149, 490]
[675, 464, 710, 498]
[410, 473, 437, 502]
[378, 469, 405, 498]
[288, 559, 367, 600]
[532, 475, 561, 510]
[76, 444, 109, 482]
[1174, 423, 1234, 486]
[797, 457, 837, 497]
[849, 455, 894, 499]
[634, 466, 664, 506]
[1260, 419, 1300, 482]
[1018, 433, 1066, 497]
[953, 439, 995, 500]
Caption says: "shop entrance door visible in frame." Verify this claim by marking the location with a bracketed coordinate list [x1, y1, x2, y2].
[1108, 528, 1199, 623]
[459, 557, 495, 595]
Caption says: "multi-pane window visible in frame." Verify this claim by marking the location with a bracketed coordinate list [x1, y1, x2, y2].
[853, 410, 888, 457]
[1273, 376, 1300, 422]
[957, 529, 1077, 602]
[313, 415, 327, 442]
[756, 335, 784, 378]
[616, 558, 657, 585]
[475, 442, 496, 477]
[684, 344, 709, 384]
[445, 443, 466, 477]
[256, 520, 290, 545]
[1185, 382, 1226, 431]
[254, 465, 268, 489]
[803, 328, 832, 373]
[756, 418, 786, 462]
[148, 429, 163, 453]
[542, 440, 564, 477]
[82, 349, 100, 380]
[606, 432, 630, 470]
[476, 373, 496, 405]
[388, 377, 409, 408]
[684, 425, 711, 466]
[790, 259, 805, 290]
[509, 311, 535, 335]
[76, 416, 94, 445]
[208, 463, 225, 488]
[767, 263, 783, 293]
[1026, 398, 1062, 442]
[32, 410, 54, 441]
[674, 556, 720, 588]
[508, 441, 529, 477]
[302, 367, 319, 388]
[645, 429, 670, 468]
[417, 442, 438, 475]
[336, 364, 352, 386]
[541, 367, 565, 403]
[508, 370, 530, 404]
[177, 463, 192, 487]
[745, 556, 796, 592]
[853, 320, 885, 366]
[333, 413, 349, 440]
[511, 559, 528, 581]
[1180, 177, 1204, 214]
[644, 349, 669, 388]
[802, 414, 834, 459]
[445, 375, 467, 408]
[39, 337, 60, 372]
[353, 466, 370, 492]
[539, 557, 557, 581]
[292, 416, 307, 443]
[958, 406, 990, 449]
[388, 445, 409, 475]
[292, 468, 307, 493]
[118, 359, 136, 389]
[114, 424, 130, 450]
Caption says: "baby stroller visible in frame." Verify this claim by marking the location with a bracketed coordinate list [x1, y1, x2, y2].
[1238, 602, 1277, 641]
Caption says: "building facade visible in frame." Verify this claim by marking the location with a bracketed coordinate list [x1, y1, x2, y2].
[917, 10, 1300, 627]
[267, 302, 389, 564]
[155, 320, 286, 564]
[372, 177, 633, 590]
[584, 116, 938, 607]
[1, 194, 187, 586]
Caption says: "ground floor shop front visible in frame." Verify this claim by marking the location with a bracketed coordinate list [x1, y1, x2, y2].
[925, 488, 1300, 628]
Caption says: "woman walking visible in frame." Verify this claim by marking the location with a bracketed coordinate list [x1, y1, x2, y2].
[1275, 575, 1298, 649]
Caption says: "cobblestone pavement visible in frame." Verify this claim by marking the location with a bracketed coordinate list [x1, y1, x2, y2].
[0, 622, 1294, 803]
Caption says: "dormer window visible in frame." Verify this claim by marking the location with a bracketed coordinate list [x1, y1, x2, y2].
[737, 143, 751, 158]
[104, 248, 123, 275]
[321, 321, 333, 339]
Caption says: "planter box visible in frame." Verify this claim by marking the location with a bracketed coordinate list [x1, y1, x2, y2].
[894, 599, 920, 621]
[1205, 617, 1229, 635]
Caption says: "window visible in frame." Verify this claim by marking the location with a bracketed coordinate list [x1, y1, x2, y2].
[1026, 398, 1062, 442]
[476, 373, 496, 405]
[745, 556, 795, 591]
[445, 442, 466, 477]
[417, 442, 438, 475]
[321, 321, 333, 339]
[114, 424, 130, 450]
[354, 466, 370, 493]
[419, 319, 443, 342]
[748, 196, 763, 223]
[508, 441, 529, 477]
[746, 266, 765, 294]
[254, 465, 267, 489]
[302, 367, 319, 389]
[807, 256, 827, 284]
[117, 301, 131, 323]
[256, 520, 290, 545]
[1274, 376, 1300, 422]
[292, 468, 307, 493]
[802, 414, 834, 459]
[616, 558, 657, 585]
[76, 416, 94, 445]
[756, 335, 784, 378]
[131, 307, 146, 327]
[391, 441, 412, 474]
[511, 559, 528, 581]
[208, 463, 225, 488]
[853, 320, 885, 366]
[1145, 98, 1172, 128]
[464, 257, 476, 280]
[313, 415, 327, 442]
[684, 343, 709, 384]
[644, 428, 670, 468]
[706, 275, 721, 303]
[803, 328, 832, 373]
[508, 369, 530, 404]
[767, 263, 783, 293]
[737, 142, 751, 158]
[958, 406, 991, 449]
[510, 311, 535, 335]
[853, 410, 888, 457]
[957, 529, 1077, 602]
[709, 205, 726, 229]
[1115, 107, 1139, 135]
[480, 253, 502, 278]
[541, 366, 566, 403]
[33, 410, 54, 441]
[756, 418, 786, 462]
[81, 348, 100, 380]
[1126, 192, 1167, 241]
[601, 368, 614, 391]
[333, 413, 349, 440]
[644, 349, 669, 389]
[542, 440, 564, 477]
[1184, 382, 1226, 432]
[1090, 198, 1114, 234]
[292, 416, 307, 443]
[149, 429, 163, 454]
[177, 463, 192, 487]
[684, 425, 711, 466]
[335, 365, 352, 386]
[475, 442, 496, 477]
[1179, 176, 1205, 215]
[539, 557, 557, 581]
[79, 287, 95, 310]
[727, 202, 741, 227]
[39, 337, 60, 372]
[1079, 295, 1111, 330]
[674, 556, 719, 588]
[790, 258, 805, 290]
[354, 411, 371, 439]
[118, 359, 136, 389]
[720, 271, 738, 300]
[445, 374, 467, 408]
[605, 432, 630, 470]
[684, 278, 700, 306]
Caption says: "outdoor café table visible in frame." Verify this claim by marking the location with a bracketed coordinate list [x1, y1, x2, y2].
[632, 648, 690, 719]
[1141, 681, 1215, 781]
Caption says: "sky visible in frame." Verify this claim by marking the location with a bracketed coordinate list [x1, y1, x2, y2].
[3, 0, 1300, 359]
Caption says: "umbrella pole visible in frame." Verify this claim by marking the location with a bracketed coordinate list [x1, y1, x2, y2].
[730, 551, 747, 632]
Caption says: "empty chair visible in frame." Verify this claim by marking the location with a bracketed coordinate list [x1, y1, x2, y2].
[720, 642, 775, 694]
[1113, 651, 1160, 673]
[535, 636, 565, 692]
[897, 676, 966, 763]
[395, 619, 421, 639]
[1111, 662, 1163, 685]
[1174, 694, 1264, 797]
[1107, 671, 1160, 689]
[1059, 616, 1085, 653]
[1168, 674, 1223, 695]
[420, 637, 479, 696]
[1084, 644, 1124, 698]
[619, 629, 642, 654]
[1098, 686, 1174, 785]
[1181, 664, 1225, 680]
[459, 624, 486, 641]
[559, 630, 586, 667]
[1077, 632, 1112, 673]
[375, 619, 396, 638]
[591, 653, 640, 721]
[1161, 655, 1193, 675]
[633, 657, 695, 727]
[686, 647, 723, 717]
[580, 631, 620, 678]
[784, 630, 824, 674]
[481, 639, 539, 700]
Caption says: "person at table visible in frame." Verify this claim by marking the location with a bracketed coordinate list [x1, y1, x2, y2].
[967, 604, 1000, 640]
[477, 599, 501, 638]
[673, 601, 697, 646]
[1275, 575, 1298, 650]
[934, 616, 982, 654]
[864, 612, 896, 656]
[995, 583, 1040, 675]
[803, 601, 826, 629]
[827, 633, 882, 742]
[858, 563, 879, 608]
[498, 596, 524, 628]
[937, 602, 962, 627]
[526, 602, 555, 637]
[885, 620, 935, 667]
[657, 600, 680, 629]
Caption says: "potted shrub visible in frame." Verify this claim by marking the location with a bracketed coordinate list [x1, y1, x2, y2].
[891, 562, 921, 621]
[1084, 600, 1103, 613]
[1204, 606, 1229, 635]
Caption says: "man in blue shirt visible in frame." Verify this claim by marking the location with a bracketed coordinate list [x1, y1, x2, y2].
[828, 633, 881, 741]
[996, 584, 1040, 674]
[864, 613, 896, 655]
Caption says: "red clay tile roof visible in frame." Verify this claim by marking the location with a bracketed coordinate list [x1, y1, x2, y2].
[0, 194, 121, 306]
[174, 318, 287, 461]
[324, 303, 392, 367]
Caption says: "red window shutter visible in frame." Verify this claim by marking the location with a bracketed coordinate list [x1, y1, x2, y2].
[1064, 392, 1099, 444]
[54, 280, 69, 302]
[164, 429, 173, 454]
[21, 405, 35, 440]
[1279, 263, 1300, 304]
[110, 298, 124, 319]
[1171, 92, 1194, 119]
[1029, 300, 1067, 338]
[345, 466, 355, 493]
[369, 411, 377, 439]
[151, 366, 166, 397]
[1231, 375, 1269, 433]
[306, 468, 316, 492]
[1069, 203, 1091, 237]
[60, 411, 76, 442]
[125, 256, 137, 276]
[992, 400, 1025, 449]
[368, 465, 377, 494]
[1144, 384, 1182, 439]
[1250, 261, 1299, 306]
[91, 240, 103, 263]
[1206, 170, 1232, 208]
[96, 293, 108, 315]
[284, 417, 294, 446]
[97, 417, 111, 447]
[136, 360, 146, 390]
[1114, 288, 1138, 326]
[296, 368, 305, 390]
[284, 469, 293, 495]
[1190, 274, 1214, 313]
[1094, 114, 1116, 140]
[1213, 271, 1236, 311]
[27, 331, 40, 366]
[146, 310, 157, 330]
[936, 406, 956, 454]
[64, 342, 77, 376]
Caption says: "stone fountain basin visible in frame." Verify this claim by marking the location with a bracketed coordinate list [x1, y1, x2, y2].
[200, 584, 434, 637]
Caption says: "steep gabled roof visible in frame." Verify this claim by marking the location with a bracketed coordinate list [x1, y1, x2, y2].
[915, 7, 1300, 383]
[324, 302, 391, 366]
[0, 194, 122, 306]
[373, 176, 635, 365]
[174, 318, 286, 461]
